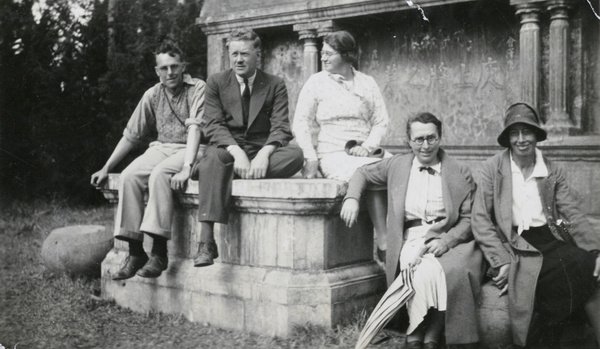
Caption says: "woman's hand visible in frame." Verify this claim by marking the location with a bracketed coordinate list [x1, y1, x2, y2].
[91, 168, 108, 187]
[302, 160, 319, 179]
[348, 145, 369, 157]
[425, 238, 449, 257]
[405, 243, 428, 269]
[493, 264, 510, 296]
[340, 198, 359, 228]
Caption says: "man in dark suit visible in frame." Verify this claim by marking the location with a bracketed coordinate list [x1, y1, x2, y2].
[192, 28, 304, 267]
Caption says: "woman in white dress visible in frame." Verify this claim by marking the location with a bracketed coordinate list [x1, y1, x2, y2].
[293, 30, 390, 261]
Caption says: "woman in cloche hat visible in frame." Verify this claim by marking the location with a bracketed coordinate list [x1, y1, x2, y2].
[472, 103, 600, 348]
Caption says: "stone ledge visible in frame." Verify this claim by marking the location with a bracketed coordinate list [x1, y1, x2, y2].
[384, 142, 600, 162]
[103, 174, 347, 199]
[197, 0, 475, 34]
[102, 250, 385, 337]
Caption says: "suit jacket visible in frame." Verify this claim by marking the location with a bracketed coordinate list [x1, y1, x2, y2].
[345, 149, 476, 285]
[202, 69, 293, 148]
[472, 149, 600, 346]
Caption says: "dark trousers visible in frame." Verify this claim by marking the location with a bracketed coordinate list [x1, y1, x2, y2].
[196, 142, 304, 224]
[522, 225, 597, 348]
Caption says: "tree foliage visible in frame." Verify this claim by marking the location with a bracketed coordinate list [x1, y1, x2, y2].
[0, 0, 206, 204]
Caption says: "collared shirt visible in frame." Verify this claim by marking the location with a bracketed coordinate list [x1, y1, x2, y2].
[234, 70, 257, 95]
[293, 68, 389, 161]
[404, 159, 446, 222]
[123, 74, 205, 145]
[511, 148, 548, 234]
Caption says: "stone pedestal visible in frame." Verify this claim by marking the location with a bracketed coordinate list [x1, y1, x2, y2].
[99, 175, 385, 337]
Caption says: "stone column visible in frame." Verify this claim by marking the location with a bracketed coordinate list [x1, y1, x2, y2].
[516, 4, 543, 111]
[547, 1, 572, 130]
[596, 0, 600, 134]
[317, 21, 335, 71]
[316, 22, 334, 38]
[294, 21, 334, 76]
[206, 33, 230, 76]
[293, 25, 319, 82]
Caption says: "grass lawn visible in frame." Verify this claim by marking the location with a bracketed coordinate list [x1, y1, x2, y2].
[0, 200, 407, 349]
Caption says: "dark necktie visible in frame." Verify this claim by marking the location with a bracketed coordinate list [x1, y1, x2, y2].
[419, 166, 436, 175]
[242, 78, 250, 125]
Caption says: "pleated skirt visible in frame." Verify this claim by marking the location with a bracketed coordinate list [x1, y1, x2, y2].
[399, 225, 447, 335]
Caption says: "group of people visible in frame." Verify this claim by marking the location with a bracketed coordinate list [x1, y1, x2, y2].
[91, 28, 600, 349]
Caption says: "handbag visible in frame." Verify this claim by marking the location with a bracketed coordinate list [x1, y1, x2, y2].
[344, 140, 385, 158]
[547, 216, 577, 247]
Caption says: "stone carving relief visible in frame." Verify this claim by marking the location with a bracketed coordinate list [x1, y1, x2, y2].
[358, 8, 521, 146]
[262, 40, 304, 122]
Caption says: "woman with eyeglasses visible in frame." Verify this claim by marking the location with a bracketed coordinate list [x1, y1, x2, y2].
[293, 30, 390, 264]
[341, 112, 484, 349]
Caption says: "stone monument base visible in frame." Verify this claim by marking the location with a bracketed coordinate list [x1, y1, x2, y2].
[103, 250, 384, 336]
[99, 176, 386, 337]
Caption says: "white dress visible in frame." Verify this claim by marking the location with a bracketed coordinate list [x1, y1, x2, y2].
[401, 160, 448, 335]
[293, 69, 390, 181]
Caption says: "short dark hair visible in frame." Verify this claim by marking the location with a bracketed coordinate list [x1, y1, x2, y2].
[155, 39, 185, 62]
[406, 112, 443, 140]
[227, 28, 261, 50]
[323, 30, 357, 65]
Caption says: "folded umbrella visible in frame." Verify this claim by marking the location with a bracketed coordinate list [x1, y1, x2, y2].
[355, 267, 416, 349]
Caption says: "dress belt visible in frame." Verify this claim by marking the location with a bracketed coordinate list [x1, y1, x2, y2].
[404, 217, 445, 230]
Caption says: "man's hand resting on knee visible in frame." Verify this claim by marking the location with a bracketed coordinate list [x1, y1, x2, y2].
[249, 145, 275, 179]
[171, 164, 191, 192]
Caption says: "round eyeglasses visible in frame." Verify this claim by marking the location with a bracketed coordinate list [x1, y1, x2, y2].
[410, 135, 440, 145]
[156, 63, 184, 74]
[320, 50, 339, 58]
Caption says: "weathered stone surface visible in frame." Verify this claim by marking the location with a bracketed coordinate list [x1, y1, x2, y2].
[102, 250, 384, 336]
[100, 176, 385, 337]
[42, 225, 113, 277]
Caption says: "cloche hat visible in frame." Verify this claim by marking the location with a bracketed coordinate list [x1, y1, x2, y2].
[497, 103, 547, 147]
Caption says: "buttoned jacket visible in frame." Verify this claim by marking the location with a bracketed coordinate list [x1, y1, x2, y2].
[472, 149, 600, 346]
[202, 69, 293, 147]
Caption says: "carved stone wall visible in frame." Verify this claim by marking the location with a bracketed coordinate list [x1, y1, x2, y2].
[198, 0, 600, 216]
[346, 2, 520, 146]
[260, 28, 305, 122]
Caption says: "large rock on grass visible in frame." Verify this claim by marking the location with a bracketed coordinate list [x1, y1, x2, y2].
[42, 225, 113, 277]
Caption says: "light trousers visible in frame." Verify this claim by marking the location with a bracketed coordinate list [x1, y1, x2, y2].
[115, 142, 186, 242]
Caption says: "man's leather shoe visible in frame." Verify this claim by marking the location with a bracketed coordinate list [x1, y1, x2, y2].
[193, 241, 219, 267]
[423, 342, 439, 349]
[136, 254, 168, 278]
[112, 254, 148, 280]
[377, 247, 386, 263]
